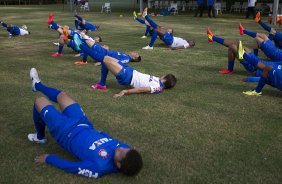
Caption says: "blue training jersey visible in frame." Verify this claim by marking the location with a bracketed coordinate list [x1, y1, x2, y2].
[46, 125, 129, 178]
[7, 26, 20, 36]
[79, 22, 97, 31]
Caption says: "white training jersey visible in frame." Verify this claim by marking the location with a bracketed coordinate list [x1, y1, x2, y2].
[19, 28, 29, 36]
[171, 37, 189, 48]
[130, 70, 163, 93]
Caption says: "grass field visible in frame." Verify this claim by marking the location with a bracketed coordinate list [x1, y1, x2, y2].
[0, 5, 282, 184]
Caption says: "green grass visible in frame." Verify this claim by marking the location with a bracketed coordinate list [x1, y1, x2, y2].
[1, 5, 282, 184]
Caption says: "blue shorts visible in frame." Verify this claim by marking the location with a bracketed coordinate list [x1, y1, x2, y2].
[116, 61, 134, 85]
[269, 65, 282, 90]
[39, 103, 92, 148]
[84, 22, 97, 31]
[260, 40, 282, 61]
[161, 32, 173, 46]
[67, 40, 80, 52]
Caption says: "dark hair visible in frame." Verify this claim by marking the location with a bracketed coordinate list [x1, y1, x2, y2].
[163, 74, 177, 89]
[134, 56, 141, 62]
[189, 40, 195, 47]
[97, 36, 102, 42]
[119, 149, 143, 176]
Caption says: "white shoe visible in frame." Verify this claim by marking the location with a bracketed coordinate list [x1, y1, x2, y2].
[141, 35, 147, 39]
[53, 42, 59, 46]
[28, 133, 47, 144]
[30, 68, 41, 92]
[142, 45, 153, 50]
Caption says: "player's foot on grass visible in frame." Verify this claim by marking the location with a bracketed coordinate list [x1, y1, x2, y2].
[52, 53, 63, 57]
[74, 61, 88, 65]
[142, 45, 153, 50]
[30, 68, 41, 92]
[218, 68, 234, 75]
[141, 35, 147, 38]
[28, 133, 47, 144]
[207, 27, 214, 42]
[237, 40, 244, 60]
[255, 12, 261, 23]
[239, 23, 245, 35]
[142, 8, 148, 18]
[47, 12, 54, 24]
[53, 42, 59, 46]
[90, 83, 107, 90]
[133, 11, 137, 19]
[243, 90, 262, 96]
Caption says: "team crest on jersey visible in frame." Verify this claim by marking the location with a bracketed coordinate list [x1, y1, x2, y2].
[98, 149, 109, 159]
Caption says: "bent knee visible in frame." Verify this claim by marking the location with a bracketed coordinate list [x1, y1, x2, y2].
[34, 97, 52, 112]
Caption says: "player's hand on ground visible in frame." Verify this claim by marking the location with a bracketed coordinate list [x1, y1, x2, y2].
[35, 154, 49, 164]
[114, 90, 126, 98]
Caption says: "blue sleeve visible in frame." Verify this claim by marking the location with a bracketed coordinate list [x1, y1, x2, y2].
[244, 76, 261, 82]
[74, 20, 79, 30]
[46, 155, 100, 178]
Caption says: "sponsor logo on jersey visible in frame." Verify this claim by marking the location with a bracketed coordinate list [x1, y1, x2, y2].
[78, 168, 98, 178]
[89, 138, 113, 150]
[98, 149, 109, 159]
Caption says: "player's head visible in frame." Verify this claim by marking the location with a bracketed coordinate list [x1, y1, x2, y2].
[160, 74, 177, 89]
[188, 40, 195, 47]
[94, 36, 102, 42]
[114, 148, 143, 176]
[130, 52, 141, 62]
[167, 28, 174, 34]
[8, 23, 13, 28]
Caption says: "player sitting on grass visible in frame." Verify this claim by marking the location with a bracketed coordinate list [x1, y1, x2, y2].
[28, 68, 143, 178]
[73, 34, 176, 96]
[74, 11, 99, 32]
[0, 21, 30, 37]
[141, 8, 195, 50]
[207, 27, 282, 80]
[237, 41, 282, 96]
[133, 11, 153, 39]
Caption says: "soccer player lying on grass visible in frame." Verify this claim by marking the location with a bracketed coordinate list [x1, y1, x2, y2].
[28, 68, 143, 178]
[70, 32, 142, 90]
[133, 11, 153, 39]
[74, 11, 99, 32]
[239, 22, 282, 57]
[141, 8, 195, 50]
[236, 41, 282, 96]
[73, 34, 176, 96]
[0, 21, 30, 37]
[207, 27, 282, 79]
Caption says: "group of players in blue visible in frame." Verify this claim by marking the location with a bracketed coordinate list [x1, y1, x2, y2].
[4, 7, 281, 180]
[207, 12, 282, 96]
[19, 7, 181, 179]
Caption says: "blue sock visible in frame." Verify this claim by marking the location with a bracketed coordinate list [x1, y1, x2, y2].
[35, 82, 61, 102]
[145, 26, 150, 36]
[144, 15, 158, 29]
[135, 17, 145, 24]
[255, 76, 266, 92]
[99, 63, 109, 86]
[241, 59, 257, 72]
[228, 60, 234, 72]
[259, 21, 271, 32]
[245, 76, 260, 82]
[149, 30, 158, 47]
[243, 29, 257, 38]
[253, 49, 258, 56]
[74, 20, 79, 29]
[212, 36, 224, 45]
[50, 21, 59, 30]
[58, 45, 64, 54]
[82, 53, 88, 62]
[1, 22, 7, 28]
[33, 105, 45, 139]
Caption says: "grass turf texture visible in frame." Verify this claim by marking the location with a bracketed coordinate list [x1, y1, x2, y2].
[1, 5, 282, 184]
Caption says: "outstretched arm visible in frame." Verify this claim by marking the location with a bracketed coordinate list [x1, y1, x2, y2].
[114, 87, 151, 97]
[35, 154, 99, 178]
